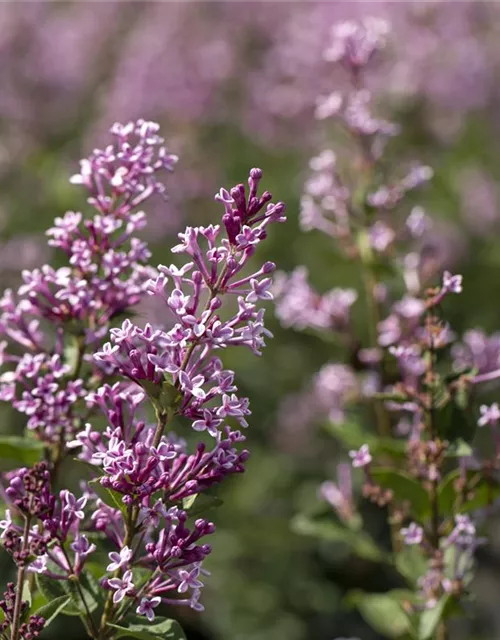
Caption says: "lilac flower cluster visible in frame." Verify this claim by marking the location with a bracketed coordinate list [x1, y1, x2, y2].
[92, 166, 284, 423]
[79, 167, 285, 616]
[275, 267, 357, 333]
[60, 168, 282, 622]
[276, 16, 500, 633]
[1, 463, 90, 575]
[399, 514, 485, 609]
[0, 119, 176, 446]
[242, 2, 500, 146]
[0, 118, 285, 638]
[72, 385, 247, 504]
[274, 18, 435, 438]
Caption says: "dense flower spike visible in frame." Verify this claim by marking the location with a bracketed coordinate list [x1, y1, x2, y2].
[0, 120, 175, 447]
[94, 169, 285, 439]
[0, 118, 284, 639]
[67, 168, 283, 625]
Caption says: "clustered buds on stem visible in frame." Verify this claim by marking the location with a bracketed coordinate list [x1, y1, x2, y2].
[0, 120, 285, 639]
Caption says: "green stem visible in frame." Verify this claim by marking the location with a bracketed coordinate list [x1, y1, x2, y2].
[357, 233, 392, 438]
[426, 332, 447, 640]
[356, 232, 401, 555]
[50, 336, 87, 486]
[59, 546, 99, 639]
[10, 515, 31, 640]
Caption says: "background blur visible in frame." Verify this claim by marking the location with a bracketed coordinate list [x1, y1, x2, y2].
[1, 2, 500, 639]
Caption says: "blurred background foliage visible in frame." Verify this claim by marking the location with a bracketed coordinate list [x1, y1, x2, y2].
[1, 2, 500, 639]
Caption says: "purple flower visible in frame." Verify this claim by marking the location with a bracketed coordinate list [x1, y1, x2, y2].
[478, 403, 500, 427]
[71, 535, 96, 558]
[136, 596, 161, 622]
[178, 566, 204, 593]
[314, 363, 358, 424]
[446, 515, 477, 548]
[452, 329, 500, 376]
[401, 522, 424, 545]
[106, 546, 133, 572]
[393, 297, 425, 320]
[406, 206, 431, 238]
[315, 92, 343, 120]
[349, 444, 372, 468]
[442, 270, 463, 294]
[60, 491, 87, 521]
[389, 345, 427, 378]
[319, 464, 354, 522]
[108, 570, 135, 604]
[0, 120, 176, 450]
[27, 555, 49, 574]
[178, 371, 207, 400]
[323, 18, 389, 70]
[369, 221, 395, 253]
[0, 510, 12, 539]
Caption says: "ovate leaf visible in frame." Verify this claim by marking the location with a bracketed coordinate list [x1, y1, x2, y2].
[182, 493, 223, 517]
[36, 574, 79, 616]
[291, 514, 384, 561]
[347, 590, 414, 638]
[0, 436, 44, 469]
[107, 617, 187, 640]
[33, 596, 71, 627]
[325, 421, 406, 459]
[64, 569, 102, 615]
[88, 479, 128, 516]
[371, 468, 431, 520]
[438, 469, 500, 516]
[395, 545, 428, 587]
[418, 595, 451, 640]
[37, 569, 101, 618]
[445, 440, 473, 458]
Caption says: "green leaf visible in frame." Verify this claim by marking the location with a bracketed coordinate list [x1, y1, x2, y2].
[427, 374, 451, 411]
[347, 590, 414, 638]
[64, 569, 102, 616]
[371, 391, 411, 403]
[444, 368, 476, 384]
[433, 400, 453, 439]
[89, 479, 127, 516]
[429, 376, 477, 443]
[432, 382, 476, 443]
[445, 440, 473, 458]
[395, 545, 428, 587]
[438, 469, 500, 516]
[36, 575, 79, 616]
[74, 459, 128, 515]
[22, 578, 32, 608]
[371, 468, 431, 520]
[33, 596, 71, 627]
[107, 616, 187, 639]
[37, 569, 101, 618]
[291, 514, 384, 561]
[182, 493, 223, 517]
[141, 380, 182, 415]
[0, 436, 44, 469]
[418, 595, 451, 640]
[325, 421, 407, 459]
[438, 469, 462, 515]
[63, 336, 83, 375]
